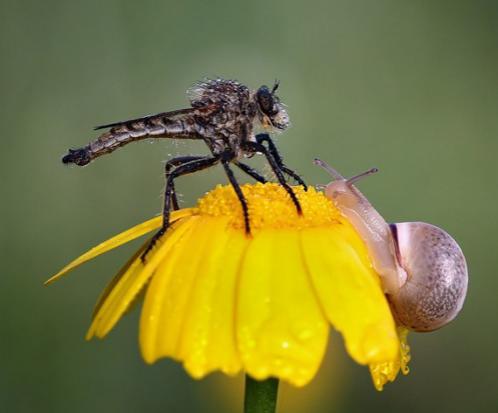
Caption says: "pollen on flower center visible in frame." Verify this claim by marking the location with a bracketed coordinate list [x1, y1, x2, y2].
[197, 183, 341, 230]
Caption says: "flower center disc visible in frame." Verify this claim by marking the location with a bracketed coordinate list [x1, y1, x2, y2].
[197, 183, 341, 231]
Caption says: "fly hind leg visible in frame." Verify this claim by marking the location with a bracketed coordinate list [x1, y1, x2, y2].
[165, 156, 205, 210]
[141, 155, 221, 262]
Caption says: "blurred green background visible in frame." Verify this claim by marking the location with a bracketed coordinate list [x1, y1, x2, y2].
[2, 0, 497, 412]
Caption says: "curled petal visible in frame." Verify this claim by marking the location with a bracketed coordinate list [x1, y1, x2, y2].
[369, 327, 411, 391]
[46, 209, 195, 284]
[300, 225, 399, 365]
[88, 218, 196, 339]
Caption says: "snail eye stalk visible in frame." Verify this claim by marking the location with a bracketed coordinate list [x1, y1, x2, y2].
[346, 168, 379, 186]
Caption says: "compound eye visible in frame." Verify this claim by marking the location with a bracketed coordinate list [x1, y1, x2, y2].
[257, 86, 274, 115]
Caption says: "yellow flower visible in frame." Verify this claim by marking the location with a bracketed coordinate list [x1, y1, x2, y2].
[46, 183, 410, 389]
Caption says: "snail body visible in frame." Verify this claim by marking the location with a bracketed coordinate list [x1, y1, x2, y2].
[315, 159, 468, 332]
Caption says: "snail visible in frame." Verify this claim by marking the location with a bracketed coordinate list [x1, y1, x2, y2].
[314, 159, 468, 332]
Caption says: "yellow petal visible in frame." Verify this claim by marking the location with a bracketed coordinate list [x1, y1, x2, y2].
[139, 216, 205, 363]
[45, 209, 195, 285]
[87, 218, 196, 339]
[237, 230, 328, 387]
[90, 239, 150, 321]
[300, 225, 399, 365]
[369, 327, 411, 391]
[177, 218, 246, 377]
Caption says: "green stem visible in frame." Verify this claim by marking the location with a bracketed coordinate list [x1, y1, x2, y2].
[243, 375, 279, 413]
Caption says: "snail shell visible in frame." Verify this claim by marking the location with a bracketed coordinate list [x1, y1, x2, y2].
[315, 159, 468, 332]
[389, 222, 468, 331]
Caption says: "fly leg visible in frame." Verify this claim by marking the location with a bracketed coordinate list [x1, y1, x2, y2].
[233, 161, 267, 183]
[242, 141, 303, 215]
[141, 155, 221, 261]
[165, 156, 205, 210]
[255, 133, 307, 189]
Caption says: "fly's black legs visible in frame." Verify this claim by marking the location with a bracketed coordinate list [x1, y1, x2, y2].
[142, 136, 303, 261]
[163, 155, 219, 229]
[255, 133, 307, 189]
[242, 141, 302, 215]
[222, 160, 251, 234]
[165, 156, 204, 210]
[255, 133, 285, 162]
[280, 165, 307, 189]
[233, 161, 267, 184]
[141, 155, 221, 261]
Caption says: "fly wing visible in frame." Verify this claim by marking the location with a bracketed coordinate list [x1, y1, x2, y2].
[93, 104, 220, 138]
[94, 108, 200, 131]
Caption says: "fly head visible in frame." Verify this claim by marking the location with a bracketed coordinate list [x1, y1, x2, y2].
[255, 81, 289, 131]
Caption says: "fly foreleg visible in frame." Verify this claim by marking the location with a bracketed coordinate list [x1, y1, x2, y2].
[242, 141, 303, 215]
[255, 133, 307, 189]
[233, 161, 267, 184]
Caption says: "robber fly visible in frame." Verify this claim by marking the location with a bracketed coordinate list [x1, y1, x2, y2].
[63, 78, 306, 259]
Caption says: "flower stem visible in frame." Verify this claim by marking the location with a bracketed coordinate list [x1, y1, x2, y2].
[244, 375, 279, 413]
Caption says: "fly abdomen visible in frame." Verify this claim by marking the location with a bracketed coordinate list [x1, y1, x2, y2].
[62, 147, 92, 166]
[62, 116, 198, 166]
